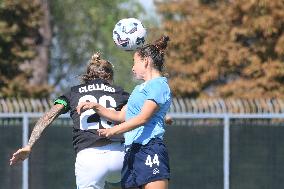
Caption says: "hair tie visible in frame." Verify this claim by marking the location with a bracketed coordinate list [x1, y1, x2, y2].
[91, 52, 101, 62]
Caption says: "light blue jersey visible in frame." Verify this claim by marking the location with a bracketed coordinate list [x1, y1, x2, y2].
[125, 77, 172, 145]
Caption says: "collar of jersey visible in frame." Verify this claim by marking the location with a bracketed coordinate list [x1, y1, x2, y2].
[85, 78, 110, 85]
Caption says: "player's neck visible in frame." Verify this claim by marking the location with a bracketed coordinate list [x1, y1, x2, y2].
[144, 70, 161, 82]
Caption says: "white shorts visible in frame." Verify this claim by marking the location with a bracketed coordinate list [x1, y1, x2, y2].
[75, 142, 125, 189]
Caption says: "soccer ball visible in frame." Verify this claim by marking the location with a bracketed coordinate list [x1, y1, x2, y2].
[113, 18, 147, 51]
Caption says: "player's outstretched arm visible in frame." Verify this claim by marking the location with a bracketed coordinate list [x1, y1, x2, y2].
[98, 100, 158, 138]
[77, 102, 126, 122]
[10, 104, 64, 166]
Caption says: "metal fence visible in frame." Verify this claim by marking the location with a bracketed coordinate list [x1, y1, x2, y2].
[2, 98, 284, 113]
[1, 98, 284, 189]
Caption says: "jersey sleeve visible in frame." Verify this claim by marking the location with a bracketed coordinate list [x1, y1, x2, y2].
[145, 80, 170, 106]
[115, 91, 130, 111]
[54, 92, 71, 114]
[122, 91, 130, 103]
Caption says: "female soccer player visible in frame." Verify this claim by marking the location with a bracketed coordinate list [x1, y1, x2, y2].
[77, 35, 172, 189]
[10, 52, 129, 189]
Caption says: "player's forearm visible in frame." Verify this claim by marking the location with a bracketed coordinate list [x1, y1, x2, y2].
[112, 114, 148, 135]
[27, 104, 63, 148]
[94, 104, 124, 122]
[112, 100, 158, 134]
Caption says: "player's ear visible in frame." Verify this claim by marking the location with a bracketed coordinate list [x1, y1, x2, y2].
[144, 57, 151, 68]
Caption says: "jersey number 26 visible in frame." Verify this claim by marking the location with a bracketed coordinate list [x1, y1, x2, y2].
[78, 95, 117, 130]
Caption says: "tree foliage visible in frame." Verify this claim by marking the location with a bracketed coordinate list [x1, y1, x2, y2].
[0, 0, 51, 97]
[0, 0, 144, 97]
[49, 0, 143, 93]
[156, 0, 284, 98]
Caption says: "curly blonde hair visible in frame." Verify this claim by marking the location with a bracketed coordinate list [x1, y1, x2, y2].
[81, 52, 114, 83]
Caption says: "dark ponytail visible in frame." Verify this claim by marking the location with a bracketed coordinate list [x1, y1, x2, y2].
[136, 35, 170, 72]
[153, 35, 170, 54]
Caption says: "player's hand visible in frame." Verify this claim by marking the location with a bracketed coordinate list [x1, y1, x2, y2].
[97, 128, 115, 138]
[10, 146, 31, 166]
[76, 102, 98, 114]
[165, 115, 173, 125]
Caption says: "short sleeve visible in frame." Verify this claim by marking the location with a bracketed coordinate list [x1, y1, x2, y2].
[145, 80, 170, 105]
[122, 91, 130, 103]
[115, 91, 129, 111]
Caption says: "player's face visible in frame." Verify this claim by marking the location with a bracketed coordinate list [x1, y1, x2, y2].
[132, 52, 146, 80]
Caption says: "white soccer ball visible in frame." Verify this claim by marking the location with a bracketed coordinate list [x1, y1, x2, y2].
[113, 18, 147, 51]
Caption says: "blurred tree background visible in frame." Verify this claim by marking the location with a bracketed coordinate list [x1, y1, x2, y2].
[156, 0, 284, 98]
[49, 0, 144, 94]
[0, 0, 51, 97]
[1, 0, 284, 98]
[0, 0, 144, 98]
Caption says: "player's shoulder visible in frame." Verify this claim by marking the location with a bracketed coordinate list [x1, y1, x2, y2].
[111, 84, 126, 93]
[147, 77, 169, 88]
[151, 76, 168, 83]
[111, 84, 130, 98]
[69, 81, 87, 91]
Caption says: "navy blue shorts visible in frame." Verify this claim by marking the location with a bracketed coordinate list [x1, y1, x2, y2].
[121, 138, 170, 189]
